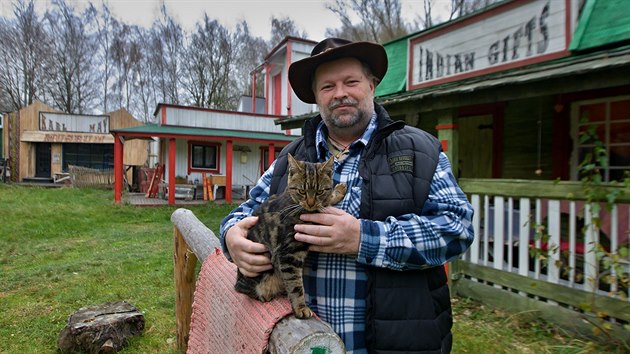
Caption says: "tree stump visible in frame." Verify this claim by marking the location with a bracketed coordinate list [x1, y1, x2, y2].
[58, 301, 145, 354]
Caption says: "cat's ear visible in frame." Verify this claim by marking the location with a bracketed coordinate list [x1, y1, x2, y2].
[287, 153, 302, 172]
[321, 156, 334, 171]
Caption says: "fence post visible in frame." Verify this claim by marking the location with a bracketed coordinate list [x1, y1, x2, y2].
[173, 226, 198, 352]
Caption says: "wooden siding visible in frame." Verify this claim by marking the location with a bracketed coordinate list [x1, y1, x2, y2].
[163, 139, 271, 188]
[163, 107, 298, 136]
[109, 108, 148, 166]
[501, 96, 555, 179]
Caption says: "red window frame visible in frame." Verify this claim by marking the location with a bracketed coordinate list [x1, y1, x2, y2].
[188, 141, 221, 174]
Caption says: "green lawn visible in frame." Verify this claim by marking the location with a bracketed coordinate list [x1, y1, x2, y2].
[0, 185, 622, 353]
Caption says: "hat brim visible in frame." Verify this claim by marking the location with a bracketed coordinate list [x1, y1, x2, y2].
[288, 41, 388, 104]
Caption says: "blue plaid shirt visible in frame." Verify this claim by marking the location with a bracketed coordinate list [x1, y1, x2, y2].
[220, 113, 474, 353]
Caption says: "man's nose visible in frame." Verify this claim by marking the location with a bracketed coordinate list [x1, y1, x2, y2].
[332, 83, 348, 99]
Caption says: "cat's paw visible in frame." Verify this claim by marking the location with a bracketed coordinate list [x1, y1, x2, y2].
[293, 306, 314, 319]
[335, 183, 347, 195]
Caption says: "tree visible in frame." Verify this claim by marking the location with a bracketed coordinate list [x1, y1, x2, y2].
[0, 0, 48, 112]
[149, 6, 183, 105]
[269, 16, 308, 45]
[42, 0, 98, 114]
[325, 0, 408, 43]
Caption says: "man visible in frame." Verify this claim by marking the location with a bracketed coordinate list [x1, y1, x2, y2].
[220, 38, 474, 353]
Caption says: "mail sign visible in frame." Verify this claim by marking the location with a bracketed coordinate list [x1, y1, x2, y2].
[408, 0, 573, 90]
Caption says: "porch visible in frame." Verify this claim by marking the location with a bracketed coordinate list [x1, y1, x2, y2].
[454, 178, 629, 341]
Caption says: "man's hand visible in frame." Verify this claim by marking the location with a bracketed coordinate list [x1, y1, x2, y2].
[294, 207, 360, 255]
[225, 216, 273, 277]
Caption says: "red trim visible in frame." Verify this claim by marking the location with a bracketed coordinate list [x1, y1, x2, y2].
[407, 0, 572, 91]
[565, 0, 571, 49]
[265, 63, 270, 114]
[113, 134, 123, 204]
[226, 140, 233, 203]
[251, 71, 257, 113]
[265, 36, 317, 61]
[161, 107, 166, 125]
[111, 131, 293, 145]
[187, 141, 221, 175]
[268, 143, 275, 168]
[435, 123, 459, 130]
[168, 138, 176, 205]
[286, 41, 293, 116]
[440, 139, 449, 152]
[273, 74, 282, 115]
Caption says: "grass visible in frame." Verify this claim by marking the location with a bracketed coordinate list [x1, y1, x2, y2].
[0, 185, 624, 353]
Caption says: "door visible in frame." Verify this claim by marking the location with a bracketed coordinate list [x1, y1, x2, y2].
[458, 115, 493, 178]
[36, 143, 51, 178]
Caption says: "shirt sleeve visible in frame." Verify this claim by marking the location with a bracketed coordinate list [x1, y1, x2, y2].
[219, 160, 276, 260]
[356, 152, 475, 270]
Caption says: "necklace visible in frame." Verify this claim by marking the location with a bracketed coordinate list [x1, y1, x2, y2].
[328, 135, 355, 160]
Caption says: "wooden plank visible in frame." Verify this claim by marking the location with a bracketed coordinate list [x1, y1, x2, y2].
[459, 178, 630, 202]
[453, 260, 630, 323]
[452, 277, 629, 340]
[173, 227, 198, 352]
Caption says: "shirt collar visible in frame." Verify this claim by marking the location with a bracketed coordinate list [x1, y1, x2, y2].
[316, 111, 378, 161]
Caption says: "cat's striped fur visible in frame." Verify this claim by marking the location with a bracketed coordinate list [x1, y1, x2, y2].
[234, 153, 346, 318]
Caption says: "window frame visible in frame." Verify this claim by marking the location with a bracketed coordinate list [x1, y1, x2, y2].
[571, 95, 630, 182]
[188, 141, 221, 174]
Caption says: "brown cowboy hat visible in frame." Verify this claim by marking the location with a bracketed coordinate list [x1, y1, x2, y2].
[288, 38, 388, 104]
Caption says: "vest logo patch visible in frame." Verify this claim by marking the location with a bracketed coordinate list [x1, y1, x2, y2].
[389, 155, 413, 173]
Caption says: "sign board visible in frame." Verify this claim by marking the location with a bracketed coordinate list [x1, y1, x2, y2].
[39, 112, 110, 134]
[408, 0, 572, 90]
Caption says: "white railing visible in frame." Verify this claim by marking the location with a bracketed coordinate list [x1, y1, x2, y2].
[454, 179, 629, 339]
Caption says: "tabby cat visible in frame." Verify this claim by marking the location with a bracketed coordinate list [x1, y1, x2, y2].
[234, 153, 346, 318]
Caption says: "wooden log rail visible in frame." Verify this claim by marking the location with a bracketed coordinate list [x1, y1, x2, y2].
[171, 208, 345, 353]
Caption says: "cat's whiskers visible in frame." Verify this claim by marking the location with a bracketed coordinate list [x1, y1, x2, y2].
[279, 204, 304, 220]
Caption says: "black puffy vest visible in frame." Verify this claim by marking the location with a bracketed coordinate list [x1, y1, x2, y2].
[270, 103, 453, 353]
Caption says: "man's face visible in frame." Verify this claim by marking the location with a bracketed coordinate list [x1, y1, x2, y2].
[313, 57, 375, 130]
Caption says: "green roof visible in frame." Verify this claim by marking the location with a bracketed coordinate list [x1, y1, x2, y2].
[111, 124, 298, 142]
[570, 0, 630, 51]
[375, 37, 409, 97]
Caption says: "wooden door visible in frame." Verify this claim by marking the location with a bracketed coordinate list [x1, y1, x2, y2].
[458, 115, 493, 178]
[36, 143, 51, 178]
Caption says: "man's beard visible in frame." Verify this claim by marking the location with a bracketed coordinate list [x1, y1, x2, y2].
[320, 97, 373, 129]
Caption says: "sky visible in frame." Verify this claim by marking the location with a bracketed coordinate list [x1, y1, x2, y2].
[0, 0, 451, 42]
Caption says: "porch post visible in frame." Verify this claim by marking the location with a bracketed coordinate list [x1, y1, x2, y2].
[113, 134, 124, 204]
[435, 110, 459, 178]
[267, 143, 275, 168]
[168, 138, 176, 205]
[226, 140, 233, 203]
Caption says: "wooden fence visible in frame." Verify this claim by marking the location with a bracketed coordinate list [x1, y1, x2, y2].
[68, 165, 114, 188]
[454, 178, 629, 340]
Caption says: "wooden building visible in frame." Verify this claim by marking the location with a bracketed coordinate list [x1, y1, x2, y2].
[111, 37, 318, 205]
[276, 0, 630, 337]
[2, 101, 148, 185]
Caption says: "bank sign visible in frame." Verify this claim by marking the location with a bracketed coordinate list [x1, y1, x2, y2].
[408, 0, 573, 90]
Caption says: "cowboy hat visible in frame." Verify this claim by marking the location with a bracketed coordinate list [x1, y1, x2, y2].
[288, 38, 388, 104]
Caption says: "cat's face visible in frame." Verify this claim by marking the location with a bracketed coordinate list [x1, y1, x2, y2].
[286, 154, 335, 212]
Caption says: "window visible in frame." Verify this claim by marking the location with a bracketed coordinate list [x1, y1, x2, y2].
[62, 143, 114, 171]
[572, 96, 630, 182]
[260, 146, 283, 173]
[189, 142, 220, 173]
